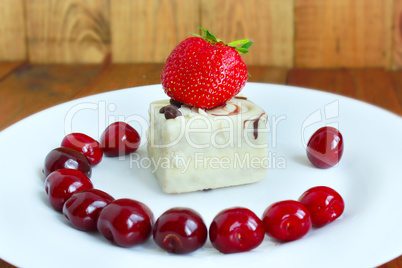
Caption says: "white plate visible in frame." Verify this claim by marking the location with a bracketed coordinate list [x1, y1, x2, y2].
[0, 83, 401, 268]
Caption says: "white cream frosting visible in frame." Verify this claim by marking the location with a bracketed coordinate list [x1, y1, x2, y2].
[146, 96, 268, 194]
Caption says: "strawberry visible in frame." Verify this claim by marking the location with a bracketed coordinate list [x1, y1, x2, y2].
[161, 28, 252, 109]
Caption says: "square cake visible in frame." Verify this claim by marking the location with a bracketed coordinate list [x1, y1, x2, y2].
[146, 96, 268, 193]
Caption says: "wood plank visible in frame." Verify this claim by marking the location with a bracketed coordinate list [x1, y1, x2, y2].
[348, 69, 402, 115]
[247, 66, 288, 85]
[0, 64, 102, 130]
[200, 0, 294, 67]
[73, 63, 164, 98]
[295, 0, 393, 68]
[287, 69, 356, 98]
[0, 259, 14, 268]
[390, 70, 402, 110]
[288, 68, 402, 115]
[378, 256, 402, 268]
[0, 61, 26, 80]
[25, 0, 110, 63]
[0, 0, 26, 61]
[392, 0, 402, 69]
[110, 0, 199, 63]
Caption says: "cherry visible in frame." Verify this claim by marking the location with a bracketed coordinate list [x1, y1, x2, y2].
[100, 122, 140, 157]
[298, 186, 345, 227]
[262, 200, 312, 242]
[62, 189, 114, 231]
[44, 169, 93, 212]
[306, 126, 344, 169]
[153, 207, 207, 254]
[44, 147, 92, 178]
[61, 133, 103, 166]
[97, 198, 154, 247]
[209, 207, 265, 254]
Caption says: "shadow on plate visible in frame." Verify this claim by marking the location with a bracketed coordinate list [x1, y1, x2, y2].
[292, 155, 313, 168]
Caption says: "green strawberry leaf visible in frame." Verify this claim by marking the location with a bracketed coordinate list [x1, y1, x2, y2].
[228, 39, 250, 47]
[236, 48, 250, 54]
[241, 41, 253, 49]
[228, 40, 253, 54]
[205, 31, 218, 43]
[192, 27, 252, 54]
[196, 27, 222, 43]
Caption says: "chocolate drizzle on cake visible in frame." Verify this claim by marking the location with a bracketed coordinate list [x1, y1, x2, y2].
[212, 103, 227, 109]
[234, 96, 247, 100]
[243, 113, 266, 139]
[160, 105, 182, 119]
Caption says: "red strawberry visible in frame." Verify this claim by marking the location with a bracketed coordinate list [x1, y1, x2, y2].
[161, 28, 252, 109]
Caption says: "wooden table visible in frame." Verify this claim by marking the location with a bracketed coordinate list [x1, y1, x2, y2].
[0, 62, 401, 267]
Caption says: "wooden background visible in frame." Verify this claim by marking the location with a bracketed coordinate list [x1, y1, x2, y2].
[1, 0, 402, 69]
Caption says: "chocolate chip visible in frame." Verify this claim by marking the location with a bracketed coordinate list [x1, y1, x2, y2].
[169, 99, 183, 108]
[161, 105, 182, 119]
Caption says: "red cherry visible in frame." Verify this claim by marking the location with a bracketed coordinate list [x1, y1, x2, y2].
[209, 207, 265, 254]
[61, 133, 103, 166]
[97, 198, 154, 247]
[298, 186, 345, 227]
[306, 127, 344, 169]
[262, 200, 312, 242]
[62, 189, 114, 231]
[153, 208, 207, 254]
[44, 147, 92, 178]
[45, 169, 93, 211]
[100, 122, 140, 157]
